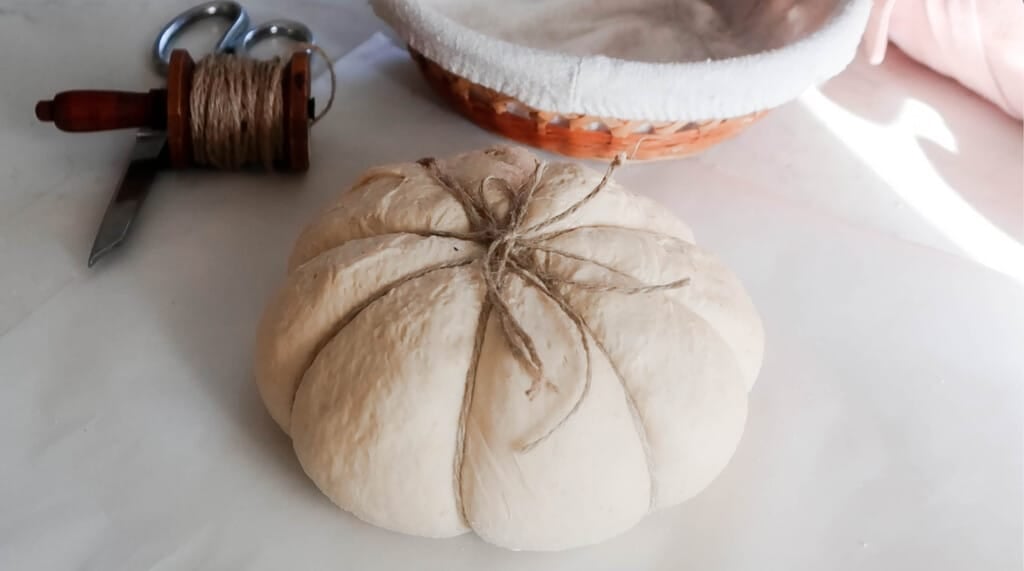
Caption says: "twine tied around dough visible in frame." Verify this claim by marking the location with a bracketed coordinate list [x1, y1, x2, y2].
[416, 155, 691, 454]
[189, 44, 336, 170]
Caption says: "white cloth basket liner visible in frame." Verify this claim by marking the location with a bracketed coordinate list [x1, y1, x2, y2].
[371, 0, 873, 122]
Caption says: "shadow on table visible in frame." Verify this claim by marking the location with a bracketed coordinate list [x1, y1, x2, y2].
[671, 48, 1023, 282]
[819, 48, 1024, 245]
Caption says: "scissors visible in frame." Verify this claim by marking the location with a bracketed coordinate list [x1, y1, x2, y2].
[88, 1, 315, 267]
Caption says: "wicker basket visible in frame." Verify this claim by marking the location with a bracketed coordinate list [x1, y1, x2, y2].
[374, 0, 871, 161]
[410, 50, 767, 161]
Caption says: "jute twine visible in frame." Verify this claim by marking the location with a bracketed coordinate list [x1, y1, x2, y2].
[411, 154, 691, 518]
[189, 44, 336, 170]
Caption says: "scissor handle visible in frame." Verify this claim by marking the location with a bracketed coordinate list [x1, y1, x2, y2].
[152, 3, 316, 76]
[152, 1, 250, 75]
[241, 20, 315, 54]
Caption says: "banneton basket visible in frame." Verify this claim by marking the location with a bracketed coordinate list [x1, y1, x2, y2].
[372, 0, 872, 160]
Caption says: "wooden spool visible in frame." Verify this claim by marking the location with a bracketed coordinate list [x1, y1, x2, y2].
[36, 48, 313, 171]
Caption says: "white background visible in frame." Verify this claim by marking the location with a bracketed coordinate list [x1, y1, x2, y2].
[0, 1, 1021, 569]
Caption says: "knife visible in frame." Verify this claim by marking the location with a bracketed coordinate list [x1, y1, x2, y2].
[88, 131, 168, 267]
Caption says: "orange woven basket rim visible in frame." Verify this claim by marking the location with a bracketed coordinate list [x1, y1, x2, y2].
[409, 49, 768, 161]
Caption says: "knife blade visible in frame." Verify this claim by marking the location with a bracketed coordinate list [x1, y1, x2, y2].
[88, 131, 168, 267]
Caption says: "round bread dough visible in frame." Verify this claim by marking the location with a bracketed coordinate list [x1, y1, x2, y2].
[254, 146, 764, 551]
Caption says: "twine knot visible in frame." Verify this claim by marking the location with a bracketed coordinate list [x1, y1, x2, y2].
[418, 154, 691, 451]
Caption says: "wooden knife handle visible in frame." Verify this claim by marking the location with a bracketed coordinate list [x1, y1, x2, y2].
[35, 89, 167, 132]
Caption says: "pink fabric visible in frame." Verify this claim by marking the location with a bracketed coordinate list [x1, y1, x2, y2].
[863, 0, 1023, 119]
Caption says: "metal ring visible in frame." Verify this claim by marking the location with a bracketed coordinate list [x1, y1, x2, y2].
[239, 20, 315, 55]
[152, 1, 251, 75]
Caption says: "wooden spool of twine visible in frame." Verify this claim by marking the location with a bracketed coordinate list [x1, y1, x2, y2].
[36, 47, 336, 172]
[168, 48, 334, 171]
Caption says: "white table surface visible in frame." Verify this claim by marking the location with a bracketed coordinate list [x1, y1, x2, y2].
[1, 2, 1022, 569]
